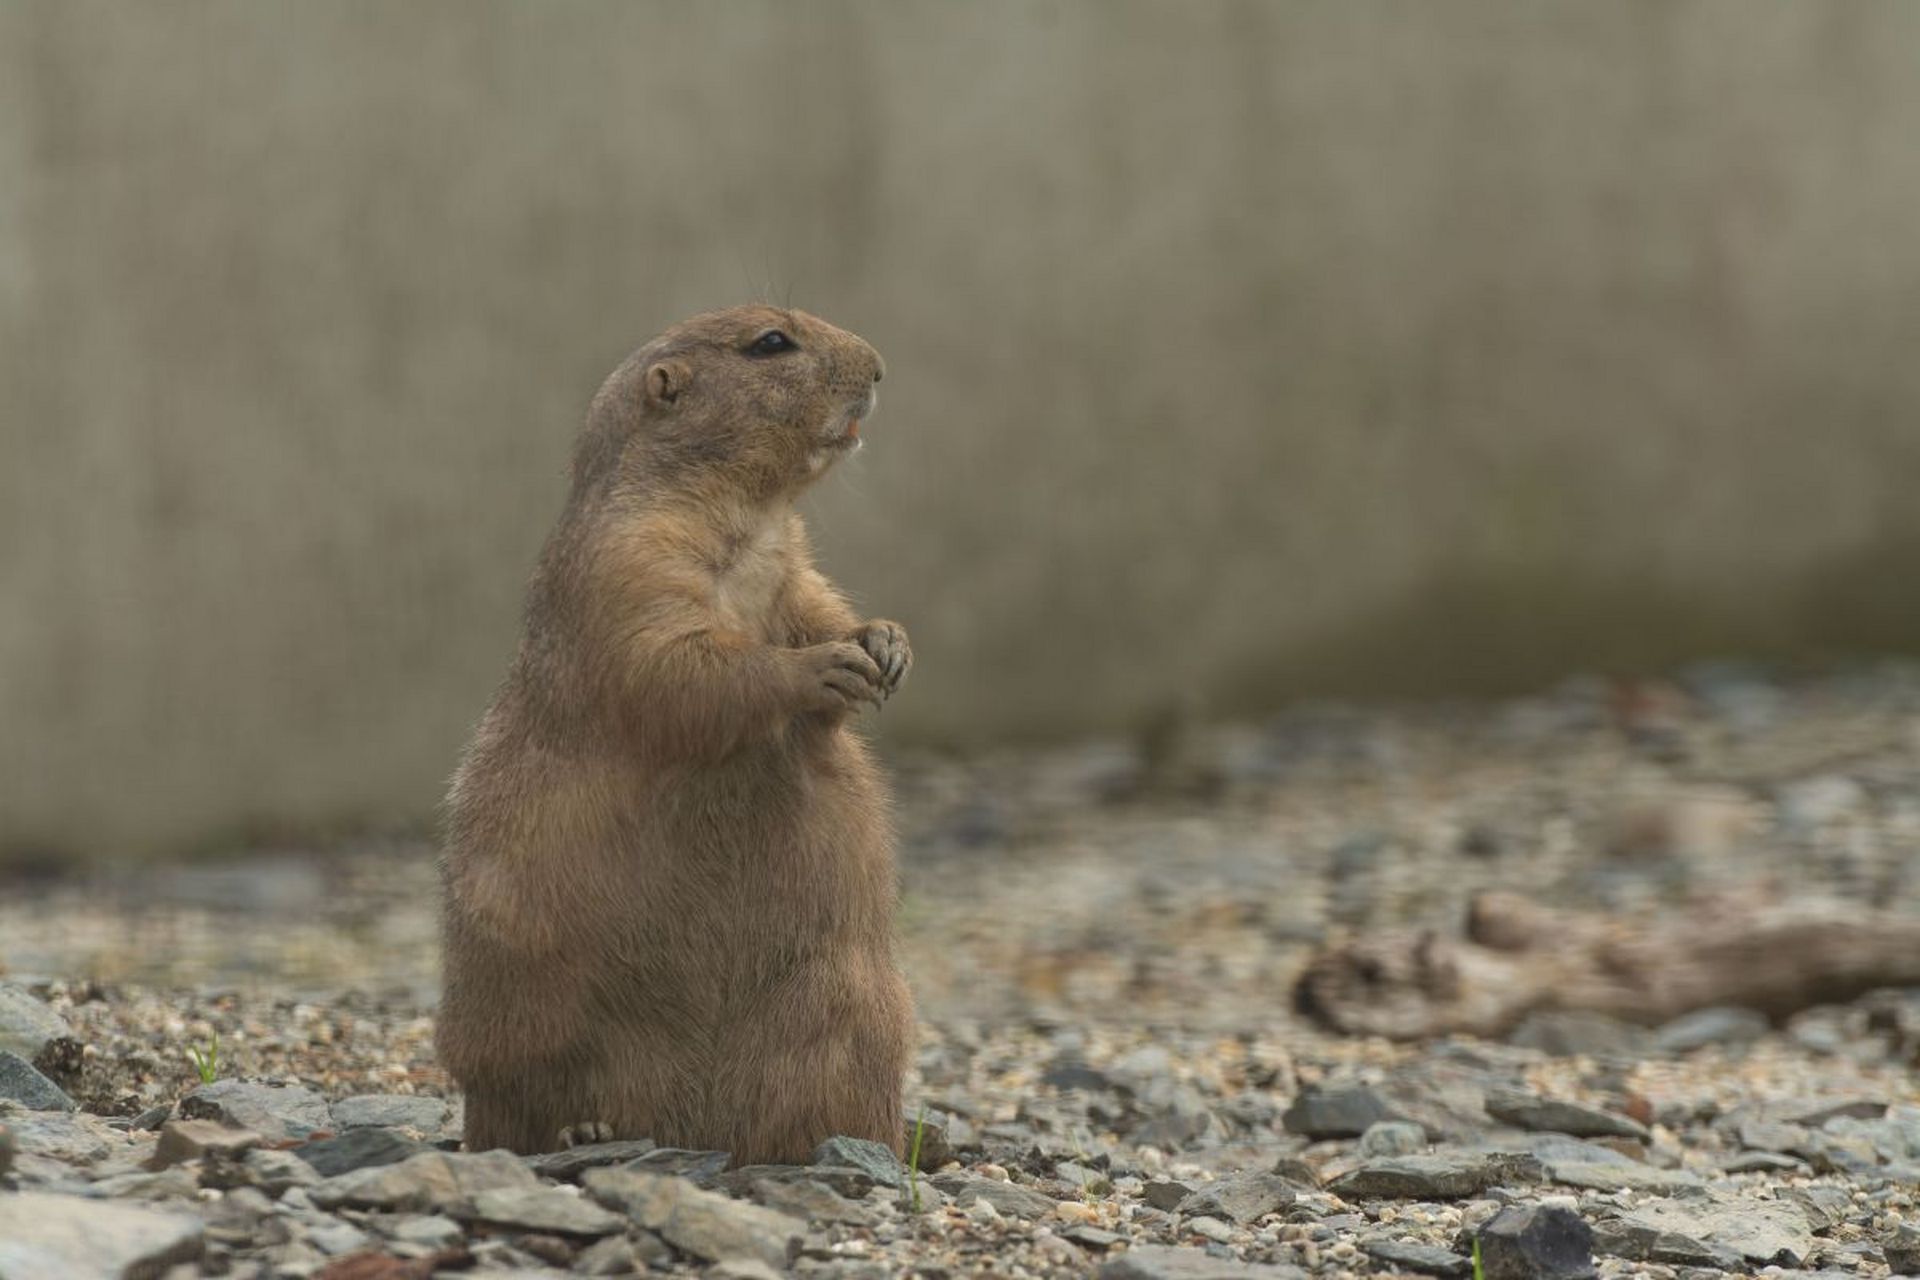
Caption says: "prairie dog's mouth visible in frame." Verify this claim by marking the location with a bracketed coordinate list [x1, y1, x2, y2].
[826, 390, 876, 450]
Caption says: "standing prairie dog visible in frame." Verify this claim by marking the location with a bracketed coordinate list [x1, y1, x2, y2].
[436, 306, 915, 1162]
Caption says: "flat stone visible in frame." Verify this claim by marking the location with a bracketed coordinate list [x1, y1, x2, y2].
[1652, 1006, 1770, 1054]
[293, 1126, 427, 1177]
[239, 1146, 320, 1195]
[583, 1168, 803, 1269]
[811, 1134, 907, 1189]
[1885, 1224, 1920, 1273]
[1327, 1154, 1532, 1200]
[1098, 1243, 1309, 1278]
[2, 1108, 119, 1163]
[930, 1172, 1060, 1220]
[1361, 1239, 1472, 1278]
[0, 1120, 14, 1177]
[1143, 1178, 1193, 1211]
[724, 1162, 875, 1202]
[305, 1219, 371, 1255]
[388, 1213, 464, 1248]
[0, 1191, 204, 1278]
[149, 1117, 261, 1170]
[731, 1170, 874, 1224]
[179, 1079, 332, 1141]
[1175, 1171, 1294, 1224]
[328, 1094, 450, 1133]
[0, 986, 73, 1061]
[525, 1138, 657, 1182]
[1600, 1193, 1813, 1268]
[1789, 1097, 1888, 1127]
[1507, 1011, 1648, 1058]
[1722, 1150, 1804, 1174]
[1542, 1159, 1702, 1191]
[1476, 1204, 1596, 1280]
[1484, 1088, 1650, 1140]
[621, 1145, 730, 1188]
[0, 1050, 75, 1112]
[1066, 1225, 1127, 1250]
[311, 1148, 539, 1215]
[466, 1185, 626, 1236]
[1281, 1084, 1408, 1139]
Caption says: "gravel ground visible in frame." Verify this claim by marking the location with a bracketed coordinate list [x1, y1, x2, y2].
[2, 659, 1919, 1278]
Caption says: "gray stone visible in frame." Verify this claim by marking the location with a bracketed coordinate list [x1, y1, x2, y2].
[1885, 1224, 1920, 1274]
[149, 1117, 261, 1169]
[304, 1218, 371, 1255]
[0, 1120, 13, 1177]
[1327, 1154, 1532, 1200]
[811, 1134, 907, 1189]
[1281, 1084, 1407, 1139]
[1066, 1225, 1127, 1250]
[327, 1093, 450, 1133]
[179, 1079, 332, 1141]
[1652, 1005, 1770, 1054]
[0, 1051, 74, 1112]
[1722, 1150, 1804, 1173]
[583, 1168, 803, 1269]
[311, 1148, 539, 1215]
[1475, 1204, 1596, 1280]
[240, 1146, 320, 1195]
[466, 1185, 626, 1236]
[525, 1137, 657, 1181]
[1484, 1087, 1649, 1140]
[293, 1126, 427, 1177]
[1143, 1178, 1192, 1210]
[1361, 1239, 1471, 1278]
[1542, 1159, 1702, 1191]
[1600, 1193, 1813, 1268]
[732, 1170, 874, 1224]
[2, 1108, 117, 1163]
[1175, 1171, 1294, 1224]
[388, 1213, 464, 1248]
[0, 986, 73, 1062]
[622, 1145, 730, 1188]
[1790, 1097, 1888, 1126]
[1358, 1120, 1427, 1157]
[725, 1162, 875, 1202]
[576, 1232, 665, 1275]
[929, 1172, 1060, 1220]
[1098, 1243, 1309, 1278]
[904, 1112, 954, 1170]
[0, 1191, 204, 1278]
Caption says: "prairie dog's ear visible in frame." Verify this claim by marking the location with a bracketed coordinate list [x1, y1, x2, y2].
[644, 358, 692, 409]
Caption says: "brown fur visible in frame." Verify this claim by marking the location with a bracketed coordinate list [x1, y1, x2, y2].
[436, 305, 915, 1163]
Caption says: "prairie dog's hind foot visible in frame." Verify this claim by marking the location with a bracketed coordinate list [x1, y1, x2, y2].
[559, 1120, 615, 1149]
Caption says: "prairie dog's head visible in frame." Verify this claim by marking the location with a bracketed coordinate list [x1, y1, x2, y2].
[581, 305, 886, 500]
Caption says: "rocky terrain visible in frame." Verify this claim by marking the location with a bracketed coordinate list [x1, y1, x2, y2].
[3, 659, 1919, 1278]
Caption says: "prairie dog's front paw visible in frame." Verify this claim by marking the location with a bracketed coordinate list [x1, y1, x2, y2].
[793, 641, 885, 714]
[854, 619, 911, 700]
[559, 1120, 614, 1148]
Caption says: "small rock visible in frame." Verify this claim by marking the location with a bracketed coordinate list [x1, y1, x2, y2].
[0, 1191, 204, 1277]
[810, 1135, 907, 1189]
[0, 1050, 75, 1112]
[1542, 1159, 1701, 1192]
[1328, 1154, 1530, 1200]
[1066, 1225, 1126, 1251]
[1176, 1172, 1293, 1224]
[1361, 1239, 1472, 1278]
[1358, 1120, 1427, 1158]
[179, 1079, 332, 1141]
[1281, 1084, 1407, 1139]
[304, 1218, 372, 1255]
[904, 1112, 954, 1170]
[1721, 1151, 1803, 1174]
[1789, 1097, 1888, 1127]
[622, 1145, 730, 1188]
[465, 1185, 626, 1236]
[311, 1148, 539, 1215]
[149, 1118, 261, 1170]
[1885, 1224, 1920, 1273]
[388, 1214, 465, 1248]
[1651, 1006, 1770, 1054]
[2, 1108, 117, 1163]
[1043, 1055, 1115, 1092]
[328, 1095, 450, 1134]
[930, 1172, 1060, 1220]
[1600, 1193, 1812, 1268]
[0, 1121, 14, 1177]
[1143, 1178, 1193, 1211]
[1098, 1243, 1309, 1278]
[575, 1232, 653, 1275]
[1475, 1204, 1596, 1280]
[1484, 1088, 1649, 1140]
[130, 1104, 173, 1132]
[709, 1262, 784, 1280]
[240, 1146, 322, 1195]
[724, 1162, 874, 1202]
[525, 1138, 658, 1182]
[294, 1127, 428, 1178]
[583, 1168, 802, 1269]
[1187, 1214, 1234, 1242]
[0, 985, 73, 1061]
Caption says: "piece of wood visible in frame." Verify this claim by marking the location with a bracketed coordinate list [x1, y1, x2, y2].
[1293, 891, 1920, 1040]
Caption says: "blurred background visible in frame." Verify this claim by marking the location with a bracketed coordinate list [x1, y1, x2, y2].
[4, 0, 1920, 862]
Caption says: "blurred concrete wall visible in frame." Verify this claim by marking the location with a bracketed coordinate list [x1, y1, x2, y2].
[4, 1, 1920, 856]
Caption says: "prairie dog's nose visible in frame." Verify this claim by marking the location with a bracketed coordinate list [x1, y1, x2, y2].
[871, 352, 886, 384]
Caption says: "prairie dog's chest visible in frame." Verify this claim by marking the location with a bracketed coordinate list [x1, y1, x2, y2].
[712, 520, 792, 635]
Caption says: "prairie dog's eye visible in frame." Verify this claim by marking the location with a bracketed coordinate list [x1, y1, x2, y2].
[747, 330, 795, 356]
